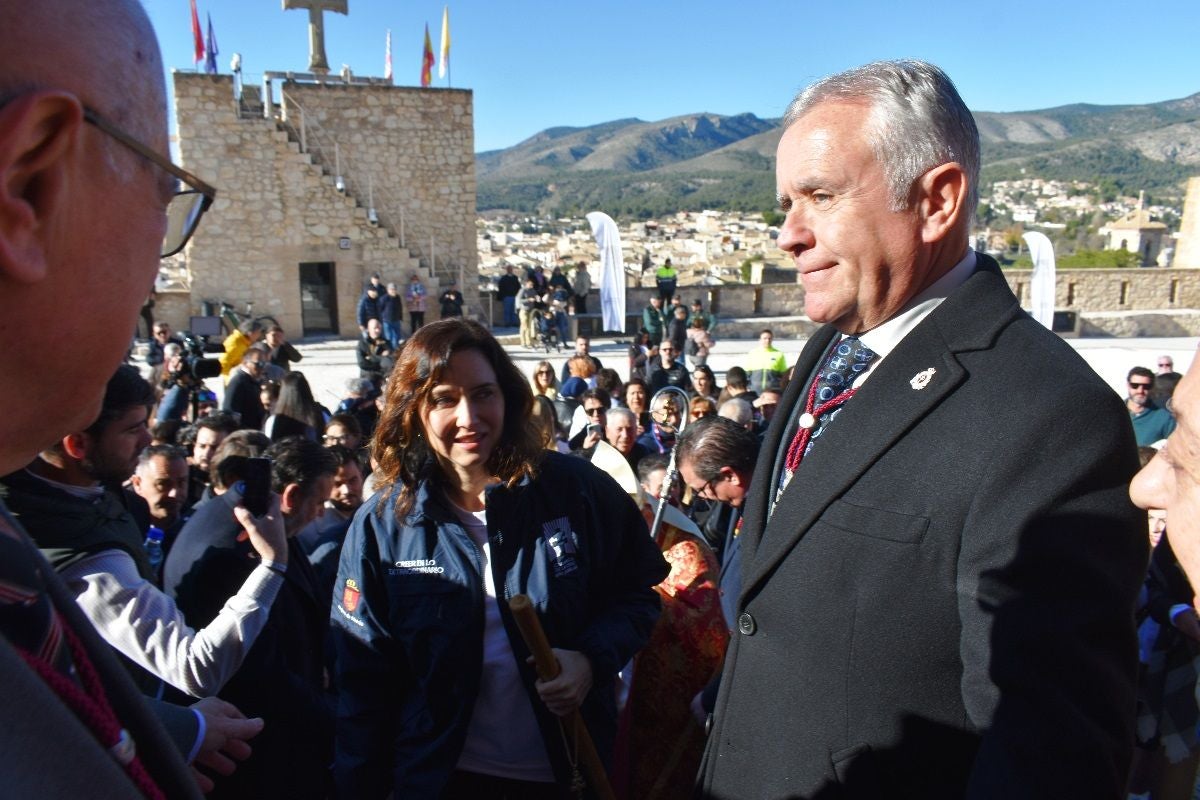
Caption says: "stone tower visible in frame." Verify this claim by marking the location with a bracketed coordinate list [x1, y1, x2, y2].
[1176, 177, 1200, 269]
[171, 72, 476, 337]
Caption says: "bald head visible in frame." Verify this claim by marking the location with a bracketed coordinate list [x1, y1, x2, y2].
[0, 0, 170, 473]
[1, 1, 164, 123]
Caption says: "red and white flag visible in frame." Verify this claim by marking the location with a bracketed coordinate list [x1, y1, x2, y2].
[384, 29, 393, 81]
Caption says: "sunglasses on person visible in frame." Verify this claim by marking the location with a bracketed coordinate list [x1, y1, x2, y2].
[584, 406, 605, 417]
[1129, 381, 1152, 391]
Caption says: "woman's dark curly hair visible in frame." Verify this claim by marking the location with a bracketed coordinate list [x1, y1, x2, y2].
[371, 318, 542, 518]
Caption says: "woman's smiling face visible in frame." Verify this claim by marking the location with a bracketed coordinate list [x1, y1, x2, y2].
[421, 348, 505, 484]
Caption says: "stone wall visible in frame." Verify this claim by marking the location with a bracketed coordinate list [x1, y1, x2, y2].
[153, 290, 193, 334]
[1177, 177, 1200, 269]
[171, 73, 473, 337]
[282, 81, 477, 290]
[1003, 267, 1200, 311]
[481, 268, 1200, 340]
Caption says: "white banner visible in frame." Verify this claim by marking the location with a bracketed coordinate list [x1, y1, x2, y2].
[1023, 231, 1056, 330]
[586, 211, 626, 333]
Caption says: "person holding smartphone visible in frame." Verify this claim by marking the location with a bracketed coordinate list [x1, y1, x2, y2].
[166, 438, 339, 799]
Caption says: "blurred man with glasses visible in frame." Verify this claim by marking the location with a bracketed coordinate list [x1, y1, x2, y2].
[676, 414, 760, 642]
[646, 341, 692, 394]
[1129, 366, 1176, 446]
[0, 1, 257, 795]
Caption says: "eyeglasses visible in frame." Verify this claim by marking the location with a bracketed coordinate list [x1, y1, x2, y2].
[82, 107, 216, 258]
[1159, 363, 1173, 368]
[323, 434, 352, 444]
[690, 476, 719, 500]
[537, 369, 554, 375]
[584, 406, 605, 417]
[1129, 382, 1153, 391]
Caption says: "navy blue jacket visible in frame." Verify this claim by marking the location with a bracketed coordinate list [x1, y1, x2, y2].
[356, 291, 381, 327]
[377, 292, 402, 324]
[331, 452, 667, 797]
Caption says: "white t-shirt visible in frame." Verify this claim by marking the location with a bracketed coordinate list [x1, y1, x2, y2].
[449, 499, 554, 782]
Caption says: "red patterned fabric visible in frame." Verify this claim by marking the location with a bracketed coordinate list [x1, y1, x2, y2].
[613, 511, 729, 800]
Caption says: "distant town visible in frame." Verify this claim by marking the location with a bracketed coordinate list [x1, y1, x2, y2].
[477, 180, 1185, 289]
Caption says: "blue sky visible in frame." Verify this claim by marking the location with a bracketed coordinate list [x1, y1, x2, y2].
[144, 0, 1200, 153]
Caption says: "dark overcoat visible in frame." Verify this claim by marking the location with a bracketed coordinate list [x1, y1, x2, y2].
[699, 257, 1147, 799]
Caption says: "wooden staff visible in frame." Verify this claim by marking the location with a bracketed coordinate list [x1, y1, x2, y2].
[508, 594, 617, 800]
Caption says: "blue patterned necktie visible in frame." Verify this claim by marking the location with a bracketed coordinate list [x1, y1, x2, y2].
[777, 336, 877, 497]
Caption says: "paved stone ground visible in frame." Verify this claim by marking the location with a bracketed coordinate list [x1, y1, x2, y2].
[190, 326, 1198, 413]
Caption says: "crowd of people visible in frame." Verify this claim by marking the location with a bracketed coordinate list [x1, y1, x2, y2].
[5, 10, 1200, 798]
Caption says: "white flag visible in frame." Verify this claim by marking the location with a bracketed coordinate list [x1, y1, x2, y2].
[438, 7, 450, 79]
[384, 29, 393, 81]
[1023, 231, 1056, 330]
[587, 211, 626, 333]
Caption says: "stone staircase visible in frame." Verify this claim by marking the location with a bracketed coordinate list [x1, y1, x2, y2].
[263, 118, 439, 292]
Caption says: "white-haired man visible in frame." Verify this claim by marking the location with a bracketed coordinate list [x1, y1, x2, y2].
[699, 60, 1144, 799]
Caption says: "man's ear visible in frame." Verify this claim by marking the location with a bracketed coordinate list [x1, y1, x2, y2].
[61, 432, 90, 461]
[916, 162, 968, 245]
[279, 482, 302, 516]
[722, 466, 743, 488]
[0, 91, 84, 285]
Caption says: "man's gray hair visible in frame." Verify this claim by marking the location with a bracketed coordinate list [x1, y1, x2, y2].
[606, 407, 636, 426]
[346, 377, 374, 396]
[718, 398, 754, 427]
[782, 60, 980, 214]
[163, 343, 182, 358]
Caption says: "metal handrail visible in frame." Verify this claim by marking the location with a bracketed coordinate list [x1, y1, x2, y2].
[277, 90, 463, 292]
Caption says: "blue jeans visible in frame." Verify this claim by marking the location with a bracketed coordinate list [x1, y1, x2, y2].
[502, 295, 517, 327]
[554, 311, 569, 343]
[383, 321, 402, 349]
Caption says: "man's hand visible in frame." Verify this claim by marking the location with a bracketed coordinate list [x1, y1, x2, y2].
[189, 696, 263, 793]
[234, 493, 287, 566]
[583, 429, 603, 450]
[531, 649, 593, 717]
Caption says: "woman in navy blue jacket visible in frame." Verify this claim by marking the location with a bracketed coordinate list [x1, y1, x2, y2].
[331, 319, 668, 798]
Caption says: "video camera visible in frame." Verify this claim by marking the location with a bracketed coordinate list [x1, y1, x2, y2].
[171, 315, 224, 382]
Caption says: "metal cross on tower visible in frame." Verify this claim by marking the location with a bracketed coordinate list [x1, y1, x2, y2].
[282, 0, 347, 75]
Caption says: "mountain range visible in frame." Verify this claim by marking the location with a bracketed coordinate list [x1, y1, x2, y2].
[476, 93, 1200, 219]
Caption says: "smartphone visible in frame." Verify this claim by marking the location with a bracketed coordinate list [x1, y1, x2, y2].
[586, 423, 602, 437]
[240, 457, 272, 517]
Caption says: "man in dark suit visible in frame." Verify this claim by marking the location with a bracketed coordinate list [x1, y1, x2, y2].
[221, 348, 268, 430]
[0, 0, 269, 796]
[165, 437, 338, 798]
[698, 60, 1146, 800]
